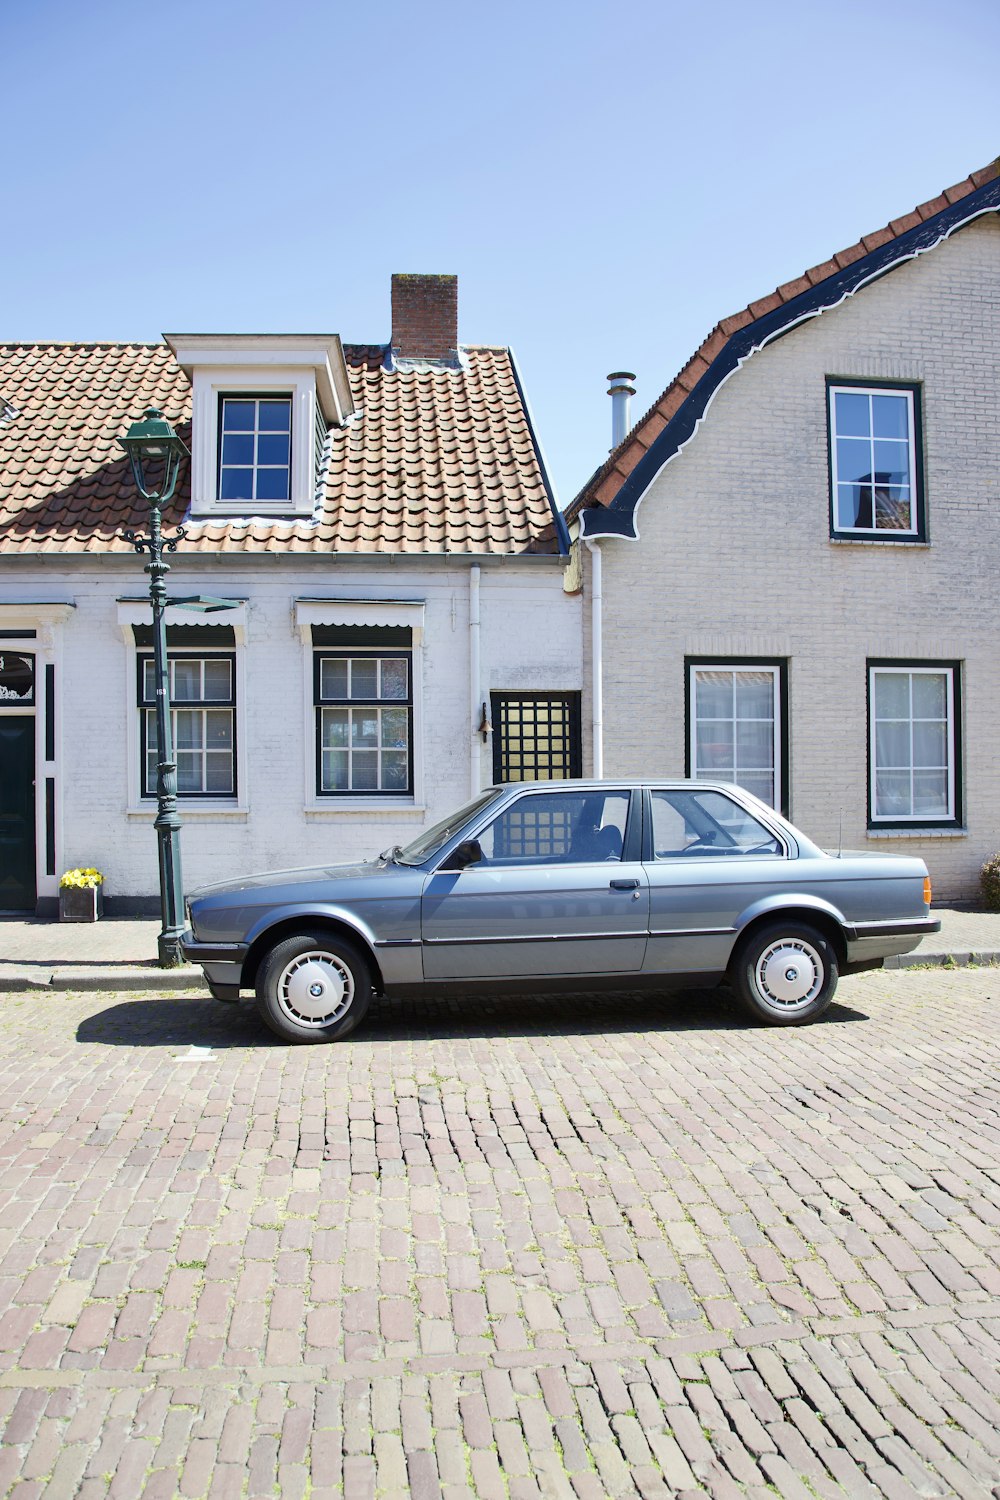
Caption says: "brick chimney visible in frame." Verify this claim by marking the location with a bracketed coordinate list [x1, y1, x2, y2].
[390, 274, 458, 361]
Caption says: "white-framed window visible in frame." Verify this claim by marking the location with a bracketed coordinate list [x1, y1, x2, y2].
[868, 664, 960, 825]
[314, 638, 413, 796]
[218, 396, 292, 504]
[688, 662, 785, 811]
[828, 382, 923, 538]
[138, 653, 237, 798]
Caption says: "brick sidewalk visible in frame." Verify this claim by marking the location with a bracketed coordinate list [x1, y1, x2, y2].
[0, 970, 998, 1496]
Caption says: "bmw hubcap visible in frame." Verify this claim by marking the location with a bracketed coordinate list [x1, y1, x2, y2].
[278, 951, 353, 1027]
[755, 939, 823, 1012]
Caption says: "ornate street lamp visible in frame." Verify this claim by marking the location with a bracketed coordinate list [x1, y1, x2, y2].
[118, 408, 190, 968]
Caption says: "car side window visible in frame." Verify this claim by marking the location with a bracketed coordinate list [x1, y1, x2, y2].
[650, 789, 782, 859]
[477, 791, 630, 865]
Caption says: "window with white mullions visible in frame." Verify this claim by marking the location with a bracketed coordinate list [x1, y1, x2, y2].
[869, 665, 957, 823]
[829, 384, 920, 537]
[218, 396, 291, 503]
[315, 652, 412, 794]
[689, 664, 782, 810]
[139, 655, 235, 797]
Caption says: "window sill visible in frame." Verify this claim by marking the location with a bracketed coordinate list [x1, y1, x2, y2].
[830, 537, 929, 548]
[867, 826, 967, 839]
[305, 801, 426, 819]
[128, 804, 248, 822]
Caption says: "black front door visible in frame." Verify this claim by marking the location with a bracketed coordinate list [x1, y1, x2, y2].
[0, 717, 35, 910]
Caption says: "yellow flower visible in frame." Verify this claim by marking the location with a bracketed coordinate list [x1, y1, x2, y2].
[60, 868, 104, 889]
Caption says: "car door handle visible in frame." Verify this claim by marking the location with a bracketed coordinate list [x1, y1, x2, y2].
[609, 878, 640, 890]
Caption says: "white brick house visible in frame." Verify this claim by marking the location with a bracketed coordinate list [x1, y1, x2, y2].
[567, 161, 1000, 899]
[0, 277, 581, 914]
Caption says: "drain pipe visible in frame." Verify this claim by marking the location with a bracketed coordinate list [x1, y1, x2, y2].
[587, 540, 603, 777]
[470, 564, 481, 795]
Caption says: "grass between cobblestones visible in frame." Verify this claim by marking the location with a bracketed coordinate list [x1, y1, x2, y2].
[0, 969, 997, 1498]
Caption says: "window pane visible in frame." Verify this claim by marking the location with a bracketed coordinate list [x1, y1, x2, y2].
[143, 660, 156, 701]
[205, 710, 232, 750]
[912, 721, 946, 767]
[174, 711, 202, 749]
[320, 660, 349, 699]
[255, 467, 290, 502]
[875, 770, 910, 817]
[205, 756, 234, 794]
[203, 660, 232, 700]
[871, 394, 909, 440]
[352, 715, 378, 748]
[322, 749, 348, 790]
[913, 771, 949, 815]
[912, 672, 947, 718]
[258, 400, 291, 431]
[836, 483, 865, 529]
[221, 433, 254, 467]
[873, 441, 909, 488]
[875, 721, 909, 768]
[220, 468, 253, 500]
[875, 487, 911, 529]
[834, 391, 870, 438]
[736, 720, 774, 768]
[382, 752, 408, 790]
[176, 753, 202, 793]
[837, 437, 873, 484]
[350, 660, 378, 699]
[696, 722, 733, 772]
[695, 672, 732, 718]
[734, 674, 773, 719]
[321, 709, 348, 747]
[380, 658, 408, 699]
[257, 432, 290, 466]
[873, 673, 909, 718]
[222, 401, 255, 432]
[172, 661, 201, 701]
[351, 753, 378, 790]
[380, 708, 408, 748]
[739, 773, 775, 806]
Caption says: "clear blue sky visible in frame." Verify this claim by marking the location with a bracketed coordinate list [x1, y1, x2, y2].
[4, 0, 998, 505]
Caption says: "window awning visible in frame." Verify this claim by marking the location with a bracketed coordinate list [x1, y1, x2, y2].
[294, 598, 425, 642]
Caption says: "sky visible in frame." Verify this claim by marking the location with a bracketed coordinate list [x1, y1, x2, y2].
[3, 0, 999, 506]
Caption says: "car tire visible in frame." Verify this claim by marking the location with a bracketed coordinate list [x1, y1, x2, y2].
[731, 922, 837, 1025]
[255, 930, 372, 1044]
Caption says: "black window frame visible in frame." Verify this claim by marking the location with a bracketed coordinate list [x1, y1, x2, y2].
[136, 650, 238, 800]
[490, 691, 582, 783]
[0, 649, 35, 705]
[826, 377, 926, 543]
[866, 658, 962, 830]
[684, 658, 789, 817]
[313, 646, 414, 798]
[216, 392, 293, 506]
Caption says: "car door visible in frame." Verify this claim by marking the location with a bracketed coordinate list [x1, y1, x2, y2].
[642, 785, 790, 976]
[421, 786, 649, 980]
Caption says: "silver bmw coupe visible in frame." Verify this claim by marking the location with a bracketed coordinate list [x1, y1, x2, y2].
[182, 780, 939, 1042]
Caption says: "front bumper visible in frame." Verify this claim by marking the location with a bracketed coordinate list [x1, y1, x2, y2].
[180, 931, 247, 999]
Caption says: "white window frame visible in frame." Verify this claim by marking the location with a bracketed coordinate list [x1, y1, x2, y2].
[218, 394, 293, 506]
[829, 383, 919, 538]
[295, 599, 425, 814]
[139, 655, 237, 800]
[315, 652, 413, 797]
[117, 602, 248, 818]
[688, 662, 783, 811]
[868, 664, 957, 825]
[190, 369, 315, 517]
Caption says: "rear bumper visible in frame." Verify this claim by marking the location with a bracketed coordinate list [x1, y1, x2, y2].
[844, 915, 941, 965]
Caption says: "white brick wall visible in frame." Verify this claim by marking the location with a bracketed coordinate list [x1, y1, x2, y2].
[589, 215, 1000, 898]
[5, 558, 579, 903]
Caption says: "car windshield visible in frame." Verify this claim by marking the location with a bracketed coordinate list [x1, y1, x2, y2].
[392, 788, 506, 866]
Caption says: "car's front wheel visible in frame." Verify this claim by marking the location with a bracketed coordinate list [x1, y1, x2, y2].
[255, 931, 372, 1043]
[731, 922, 837, 1025]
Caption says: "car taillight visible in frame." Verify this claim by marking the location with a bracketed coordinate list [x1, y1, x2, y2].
[924, 876, 932, 907]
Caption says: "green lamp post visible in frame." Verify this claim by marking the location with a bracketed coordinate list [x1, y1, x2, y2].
[118, 408, 190, 968]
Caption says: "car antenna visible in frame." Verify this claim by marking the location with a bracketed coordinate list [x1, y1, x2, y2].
[838, 809, 843, 858]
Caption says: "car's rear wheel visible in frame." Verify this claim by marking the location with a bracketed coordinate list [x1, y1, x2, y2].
[731, 922, 837, 1025]
[255, 931, 372, 1044]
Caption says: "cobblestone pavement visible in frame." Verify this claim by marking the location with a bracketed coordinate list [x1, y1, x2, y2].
[0, 970, 998, 1499]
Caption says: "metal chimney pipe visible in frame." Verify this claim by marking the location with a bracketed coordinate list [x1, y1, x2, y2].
[607, 371, 636, 450]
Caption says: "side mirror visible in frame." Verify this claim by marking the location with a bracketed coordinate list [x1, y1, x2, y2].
[443, 838, 483, 871]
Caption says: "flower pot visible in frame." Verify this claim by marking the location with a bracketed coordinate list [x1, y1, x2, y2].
[59, 885, 104, 922]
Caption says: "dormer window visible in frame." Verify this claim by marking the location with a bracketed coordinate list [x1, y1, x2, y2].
[165, 333, 356, 519]
[219, 396, 292, 503]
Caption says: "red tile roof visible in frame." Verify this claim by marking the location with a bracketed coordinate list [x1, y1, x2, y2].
[569, 157, 1000, 521]
[0, 341, 562, 556]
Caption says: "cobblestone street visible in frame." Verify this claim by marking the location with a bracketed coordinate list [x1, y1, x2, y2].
[0, 969, 998, 1499]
